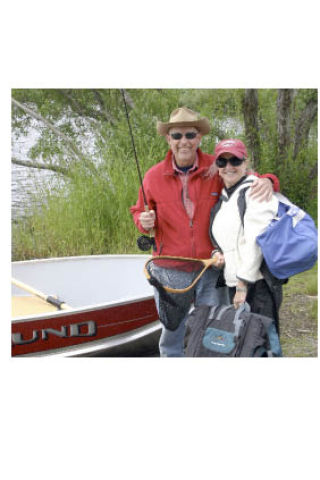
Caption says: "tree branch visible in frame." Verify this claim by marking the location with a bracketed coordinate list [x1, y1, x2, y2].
[59, 89, 115, 125]
[12, 97, 85, 162]
[12, 97, 97, 174]
[12, 157, 71, 176]
[59, 89, 94, 120]
[92, 90, 116, 124]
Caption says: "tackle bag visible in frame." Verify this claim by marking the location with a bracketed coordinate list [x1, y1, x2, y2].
[238, 188, 318, 280]
[185, 302, 282, 357]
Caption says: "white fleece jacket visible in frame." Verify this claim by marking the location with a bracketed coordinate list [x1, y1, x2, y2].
[211, 175, 278, 286]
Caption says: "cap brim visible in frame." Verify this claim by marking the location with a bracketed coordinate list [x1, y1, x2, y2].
[215, 147, 247, 159]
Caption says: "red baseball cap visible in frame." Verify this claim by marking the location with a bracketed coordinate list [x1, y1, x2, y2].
[214, 139, 248, 160]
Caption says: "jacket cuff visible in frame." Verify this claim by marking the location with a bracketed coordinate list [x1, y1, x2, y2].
[260, 173, 280, 192]
[236, 275, 255, 285]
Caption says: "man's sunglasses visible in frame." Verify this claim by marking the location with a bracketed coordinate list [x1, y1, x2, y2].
[216, 156, 245, 168]
[170, 132, 198, 140]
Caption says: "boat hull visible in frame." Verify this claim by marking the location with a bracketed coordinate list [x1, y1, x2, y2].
[12, 255, 161, 357]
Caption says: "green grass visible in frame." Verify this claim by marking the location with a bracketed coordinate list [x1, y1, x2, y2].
[280, 263, 318, 357]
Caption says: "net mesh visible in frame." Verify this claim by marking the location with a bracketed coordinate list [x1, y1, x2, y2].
[145, 256, 216, 331]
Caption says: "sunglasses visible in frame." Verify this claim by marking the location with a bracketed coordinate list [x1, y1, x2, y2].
[170, 132, 198, 140]
[216, 156, 244, 168]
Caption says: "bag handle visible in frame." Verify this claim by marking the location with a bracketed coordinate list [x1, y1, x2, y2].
[209, 303, 237, 321]
[274, 192, 306, 225]
[208, 302, 250, 337]
[213, 304, 230, 320]
[233, 302, 250, 337]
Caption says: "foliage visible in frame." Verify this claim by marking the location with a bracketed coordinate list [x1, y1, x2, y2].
[11, 89, 317, 259]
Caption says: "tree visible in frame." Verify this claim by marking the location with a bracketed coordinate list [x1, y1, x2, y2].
[293, 93, 317, 160]
[242, 89, 261, 169]
[277, 89, 295, 164]
[242, 88, 317, 216]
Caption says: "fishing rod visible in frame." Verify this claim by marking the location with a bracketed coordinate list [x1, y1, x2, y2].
[121, 89, 156, 251]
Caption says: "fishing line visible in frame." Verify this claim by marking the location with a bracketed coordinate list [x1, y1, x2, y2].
[120, 89, 156, 251]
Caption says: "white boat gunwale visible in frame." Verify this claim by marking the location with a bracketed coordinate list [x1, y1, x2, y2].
[12, 253, 152, 266]
[12, 293, 155, 323]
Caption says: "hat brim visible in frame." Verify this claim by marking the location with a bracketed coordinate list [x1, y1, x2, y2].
[157, 118, 211, 136]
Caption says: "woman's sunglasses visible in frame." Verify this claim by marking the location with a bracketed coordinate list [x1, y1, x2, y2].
[216, 156, 245, 168]
[170, 132, 198, 140]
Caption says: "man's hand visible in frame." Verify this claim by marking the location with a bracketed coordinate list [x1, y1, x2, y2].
[139, 210, 156, 230]
[250, 177, 273, 201]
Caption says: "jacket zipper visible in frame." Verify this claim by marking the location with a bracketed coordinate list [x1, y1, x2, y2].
[190, 219, 196, 257]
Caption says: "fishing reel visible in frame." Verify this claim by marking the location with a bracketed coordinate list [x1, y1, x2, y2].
[137, 235, 156, 252]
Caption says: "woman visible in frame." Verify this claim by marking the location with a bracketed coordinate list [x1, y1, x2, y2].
[210, 139, 284, 333]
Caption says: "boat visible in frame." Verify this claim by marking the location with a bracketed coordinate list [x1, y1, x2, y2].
[11, 254, 161, 357]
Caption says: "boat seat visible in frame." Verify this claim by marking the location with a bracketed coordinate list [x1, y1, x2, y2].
[12, 295, 58, 317]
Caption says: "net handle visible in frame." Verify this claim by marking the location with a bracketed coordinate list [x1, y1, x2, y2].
[143, 256, 219, 294]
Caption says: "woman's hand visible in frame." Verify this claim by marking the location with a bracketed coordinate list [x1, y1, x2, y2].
[212, 251, 225, 269]
[233, 281, 248, 309]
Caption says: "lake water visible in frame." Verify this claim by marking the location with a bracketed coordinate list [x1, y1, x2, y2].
[11, 121, 64, 220]
[11, 163, 57, 220]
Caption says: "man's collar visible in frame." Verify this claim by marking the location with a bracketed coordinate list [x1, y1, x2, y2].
[172, 152, 199, 173]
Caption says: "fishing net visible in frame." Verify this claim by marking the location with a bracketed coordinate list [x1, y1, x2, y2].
[144, 256, 218, 330]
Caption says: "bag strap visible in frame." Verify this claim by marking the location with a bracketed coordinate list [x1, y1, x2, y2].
[217, 304, 232, 320]
[209, 197, 224, 250]
[274, 192, 293, 207]
[208, 304, 219, 320]
[237, 180, 254, 227]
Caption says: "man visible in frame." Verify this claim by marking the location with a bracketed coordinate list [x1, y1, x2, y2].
[130, 107, 279, 357]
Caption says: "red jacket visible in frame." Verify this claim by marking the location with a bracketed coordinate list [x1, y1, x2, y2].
[130, 149, 279, 259]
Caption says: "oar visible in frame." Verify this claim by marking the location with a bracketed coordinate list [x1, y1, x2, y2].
[11, 277, 72, 310]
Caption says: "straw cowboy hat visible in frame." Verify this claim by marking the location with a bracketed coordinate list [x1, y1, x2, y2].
[157, 107, 211, 136]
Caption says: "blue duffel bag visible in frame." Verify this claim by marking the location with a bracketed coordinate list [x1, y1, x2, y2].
[256, 193, 318, 280]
